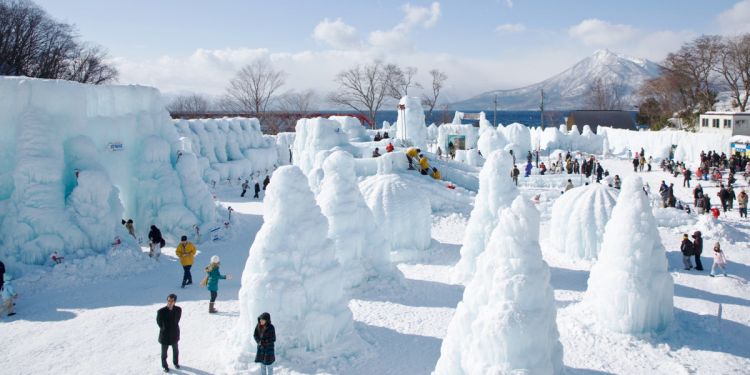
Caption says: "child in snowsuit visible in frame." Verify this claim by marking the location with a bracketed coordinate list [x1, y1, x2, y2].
[710, 242, 728, 277]
[2, 273, 18, 316]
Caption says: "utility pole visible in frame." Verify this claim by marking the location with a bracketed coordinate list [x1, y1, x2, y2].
[493, 94, 498, 127]
[540, 89, 545, 130]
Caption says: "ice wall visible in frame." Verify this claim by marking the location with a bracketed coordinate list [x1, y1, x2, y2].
[329, 115, 370, 142]
[585, 176, 674, 334]
[393, 96, 427, 149]
[477, 127, 509, 158]
[437, 124, 479, 153]
[0, 77, 219, 265]
[503, 122, 532, 157]
[435, 197, 563, 375]
[453, 150, 518, 284]
[292, 117, 357, 175]
[549, 184, 619, 260]
[173, 117, 279, 183]
[598, 126, 730, 164]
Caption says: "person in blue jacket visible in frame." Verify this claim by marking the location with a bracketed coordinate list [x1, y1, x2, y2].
[204, 255, 230, 314]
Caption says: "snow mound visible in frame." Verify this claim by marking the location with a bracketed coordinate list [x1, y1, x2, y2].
[652, 207, 696, 228]
[585, 176, 674, 334]
[502, 122, 531, 157]
[317, 151, 401, 289]
[0, 77, 220, 265]
[549, 184, 619, 260]
[453, 150, 518, 284]
[689, 215, 746, 244]
[434, 196, 563, 375]
[231, 165, 359, 370]
[359, 173, 431, 260]
[477, 127, 508, 157]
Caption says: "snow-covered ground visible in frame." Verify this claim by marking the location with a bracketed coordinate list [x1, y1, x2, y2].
[2, 156, 750, 374]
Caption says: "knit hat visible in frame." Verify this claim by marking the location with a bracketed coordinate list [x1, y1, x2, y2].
[211, 255, 220, 263]
[181, 235, 188, 241]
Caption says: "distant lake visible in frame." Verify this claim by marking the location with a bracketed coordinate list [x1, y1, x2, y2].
[316, 110, 570, 128]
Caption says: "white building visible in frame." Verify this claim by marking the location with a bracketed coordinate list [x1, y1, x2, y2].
[698, 112, 750, 136]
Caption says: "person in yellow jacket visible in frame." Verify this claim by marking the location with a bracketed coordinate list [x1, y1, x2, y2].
[405, 147, 421, 169]
[418, 154, 430, 175]
[176, 235, 196, 288]
[431, 167, 441, 180]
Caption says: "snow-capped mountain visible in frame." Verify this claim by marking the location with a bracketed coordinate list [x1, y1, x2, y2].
[453, 49, 662, 110]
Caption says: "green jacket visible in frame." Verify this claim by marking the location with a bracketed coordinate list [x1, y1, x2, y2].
[206, 264, 226, 292]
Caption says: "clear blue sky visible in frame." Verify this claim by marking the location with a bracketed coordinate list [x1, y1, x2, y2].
[33, 0, 749, 99]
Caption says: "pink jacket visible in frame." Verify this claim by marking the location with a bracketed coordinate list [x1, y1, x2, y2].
[714, 250, 727, 266]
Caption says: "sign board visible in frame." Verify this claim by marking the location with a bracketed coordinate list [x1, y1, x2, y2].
[210, 226, 222, 241]
[108, 142, 124, 152]
[462, 113, 482, 120]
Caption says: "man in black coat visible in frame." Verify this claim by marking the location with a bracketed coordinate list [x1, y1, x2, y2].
[680, 234, 694, 270]
[692, 231, 704, 271]
[157, 294, 182, 372]
[0, 260, 5, 290]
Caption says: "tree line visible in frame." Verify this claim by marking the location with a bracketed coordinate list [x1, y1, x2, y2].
[168, 60, 447, 133]
[0, 0, 118, 84]
[638, 34, 750, 130]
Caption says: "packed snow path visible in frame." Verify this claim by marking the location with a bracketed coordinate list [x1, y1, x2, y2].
[1, 159, 750, 374]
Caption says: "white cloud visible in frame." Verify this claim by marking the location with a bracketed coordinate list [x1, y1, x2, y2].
[112, 45, 579, 103]
[496, 23, 526, 33]
[717, 0, 750, 34]
[312, 18, 359, 49]
[505, 0, 514, 8]
[368, 2, 441, 52]
[568, 18, 636, 46]
[401, 2, 441, 28]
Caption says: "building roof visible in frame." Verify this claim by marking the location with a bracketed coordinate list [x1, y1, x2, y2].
[704, 112, 750, 115]
[566, 110, 636, 133]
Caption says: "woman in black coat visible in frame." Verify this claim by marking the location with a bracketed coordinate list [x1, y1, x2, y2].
[254, 312, 276, 374]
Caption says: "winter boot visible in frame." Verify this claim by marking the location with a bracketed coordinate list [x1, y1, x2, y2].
[209, 302, 218, 314]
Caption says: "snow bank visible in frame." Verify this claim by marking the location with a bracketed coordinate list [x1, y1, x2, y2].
[453, 150, 518, 284]
[173, 117, 279, 183]
[585, 176, 674, 334]
[392, 96, 427, 149]
[359, 173, 431, 260]
[292, 117, 357, 175]
[434, 196, 563, 375]
[549, 184, 619, 260]
[0, 77, 219, 265]
[231, 166, 359, 370]
[317, 151, 400, 289]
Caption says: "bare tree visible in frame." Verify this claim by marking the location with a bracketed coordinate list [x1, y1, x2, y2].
[421, 69, 448, 123]
[664, 35, 723, 116]
[223, 60, 286, 121]
[167, 94, 211, 114]
[0, 0, 118, 83]
[328, 60, 399, 127]
[716, 34, 750, 112]
[276, 89, 317, 114]
[388, 65, 421, 100]
[584, 77, 625, 110]
[65, 44, 118, 84]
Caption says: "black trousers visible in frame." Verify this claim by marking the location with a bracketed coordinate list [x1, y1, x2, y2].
[241, 189, 247, 197]
[695, 254, 704, 270]
[161, 343, 179, 368]
[254, 190, 259, 198]
[182, 265, 192, 286]
[210, 290, 217, 302]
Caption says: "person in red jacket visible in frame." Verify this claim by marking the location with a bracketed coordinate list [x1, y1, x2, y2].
[385, 142, 394, 153]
